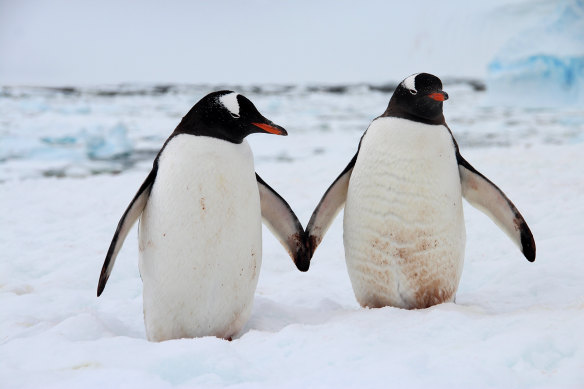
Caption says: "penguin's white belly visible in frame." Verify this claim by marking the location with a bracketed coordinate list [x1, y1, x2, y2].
[343, 118, 466, 309]
[138, 135, 262, 341]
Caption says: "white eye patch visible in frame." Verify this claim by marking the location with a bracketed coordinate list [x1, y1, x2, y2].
[402, 73, 419, 94]
[218, 92, 240, 117]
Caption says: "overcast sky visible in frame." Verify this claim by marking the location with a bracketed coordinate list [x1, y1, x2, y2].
[0, 0, 533, 86]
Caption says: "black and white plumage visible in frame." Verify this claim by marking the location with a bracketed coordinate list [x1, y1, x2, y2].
[306, 73, 535, 309]
[97, 91, 308, 341]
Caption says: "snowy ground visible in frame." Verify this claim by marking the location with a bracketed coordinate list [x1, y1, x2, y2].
[1, 83, 583, 388]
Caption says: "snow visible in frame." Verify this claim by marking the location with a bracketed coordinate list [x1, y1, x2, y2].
[1, 82, 584, 388]
[486, 0, 584, 106]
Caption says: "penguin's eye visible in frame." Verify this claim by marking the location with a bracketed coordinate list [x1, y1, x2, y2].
[409, 89, 417, 95]
[230, 112, 240, 119]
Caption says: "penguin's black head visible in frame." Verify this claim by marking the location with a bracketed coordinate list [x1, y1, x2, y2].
[175, 90, 287, 143]
[383, 73, 448, 125]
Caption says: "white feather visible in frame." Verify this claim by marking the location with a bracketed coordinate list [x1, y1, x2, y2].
[138, 134, 261, 341]
[218, 92, 240, 117]
[402, 73, 419, 93]
[343, 117, 466, 309]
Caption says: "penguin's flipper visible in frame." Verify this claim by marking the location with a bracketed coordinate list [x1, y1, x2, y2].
[457, 153, 535, 262]
[97, 166, 157, 296]
[256, 174, 309, 271]
[306, 153, 357, 257]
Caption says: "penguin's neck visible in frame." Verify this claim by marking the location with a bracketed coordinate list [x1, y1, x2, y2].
[381, 103, 445, 126]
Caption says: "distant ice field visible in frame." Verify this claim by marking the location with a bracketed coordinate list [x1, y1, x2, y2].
[1, 80, 583, 182]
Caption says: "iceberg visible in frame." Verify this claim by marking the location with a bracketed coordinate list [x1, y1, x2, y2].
[486, 0, 584, 107]
[86, 123, 133, 160]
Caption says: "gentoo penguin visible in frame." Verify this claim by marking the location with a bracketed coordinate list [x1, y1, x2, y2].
[97, 91, 308, 341]
[305, 73, 535, 309]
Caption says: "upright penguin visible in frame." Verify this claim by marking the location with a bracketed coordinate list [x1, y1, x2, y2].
[98, 91, 308, 341]
[306, 73, 535, 309]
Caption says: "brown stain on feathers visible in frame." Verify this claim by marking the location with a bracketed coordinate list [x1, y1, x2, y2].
[250, 249, 257, 279]
[362, 296, 390, 309]
[513, 217, 521, 232]
[413, 280, 455, 309]
[307, 234, 317, 257]
[359, 231, 455, 309]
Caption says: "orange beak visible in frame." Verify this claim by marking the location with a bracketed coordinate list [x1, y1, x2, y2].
[252, 122, 287, 135]
[428, 92, 448, 102]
